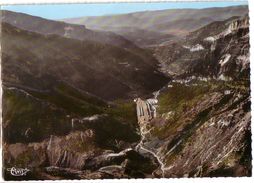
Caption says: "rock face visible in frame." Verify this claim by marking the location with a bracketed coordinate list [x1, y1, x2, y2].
[133, 82, 250, 177]
[154, 15, 249, 80]
[4, 130, 157, 180]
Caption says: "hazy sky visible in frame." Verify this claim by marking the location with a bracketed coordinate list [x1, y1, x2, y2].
[1, 1, 248, 20]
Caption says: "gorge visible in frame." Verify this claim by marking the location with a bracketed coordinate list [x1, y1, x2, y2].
[1, 5, 251, 180]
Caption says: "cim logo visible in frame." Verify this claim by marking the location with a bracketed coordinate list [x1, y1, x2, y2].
[7, 167, 30, 176]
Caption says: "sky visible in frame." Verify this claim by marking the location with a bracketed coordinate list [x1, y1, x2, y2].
[1, 1, 248, 20]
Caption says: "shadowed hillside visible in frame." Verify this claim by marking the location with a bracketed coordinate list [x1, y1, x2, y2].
[2, 22, 168, 100]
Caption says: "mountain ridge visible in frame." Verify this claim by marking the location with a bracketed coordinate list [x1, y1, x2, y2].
[62, 6, 247, 31]
[61, 5, 248, 46]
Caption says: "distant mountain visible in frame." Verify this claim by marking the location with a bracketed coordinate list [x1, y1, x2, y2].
[1, 10, 137, 49]
[62, 5, 248, 46]
[89, 26, 180, 47]
[2, 10, 166, 69]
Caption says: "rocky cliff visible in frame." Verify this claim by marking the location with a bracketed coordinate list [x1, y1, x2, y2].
[154, 15, 249, 80]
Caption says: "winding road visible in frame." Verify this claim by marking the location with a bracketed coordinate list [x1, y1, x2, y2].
[135, 98, 170, 178]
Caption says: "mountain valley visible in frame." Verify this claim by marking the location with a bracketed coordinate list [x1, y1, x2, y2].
[1, 5, 251, 180]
